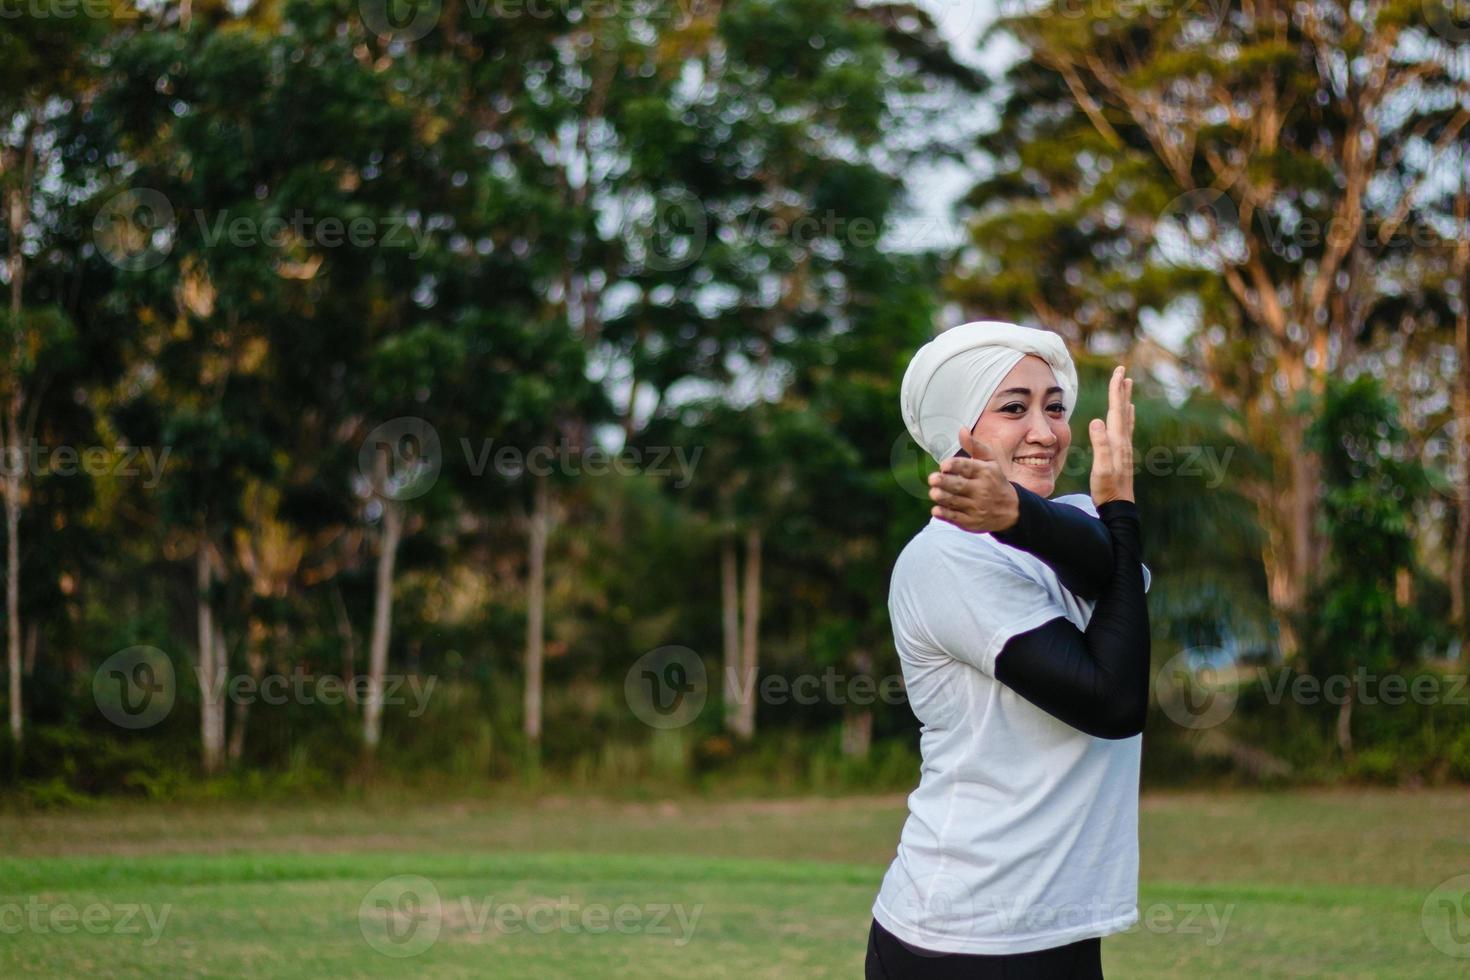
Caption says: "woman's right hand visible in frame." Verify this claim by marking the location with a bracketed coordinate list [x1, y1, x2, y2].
[1089, 365, 1135, 506]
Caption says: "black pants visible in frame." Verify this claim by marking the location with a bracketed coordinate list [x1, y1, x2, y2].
[865, 919, 1104, 979]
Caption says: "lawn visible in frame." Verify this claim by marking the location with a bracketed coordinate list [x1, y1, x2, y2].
[1, 789, 1466, 977]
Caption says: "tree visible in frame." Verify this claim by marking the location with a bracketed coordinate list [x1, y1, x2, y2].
[608, 0, 978, 741]
[1303, 375, 1430, 756]
[88, 8, 464, 765]
[758, 248, 947, 755]
[0, 17, 109, 750]
[1377, 139, 1470, 666]
[957, 0, 1470, 657]
[358, 5, 601, 759]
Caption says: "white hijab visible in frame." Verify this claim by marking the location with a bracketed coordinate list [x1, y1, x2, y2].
[900, 320, 1078, 464]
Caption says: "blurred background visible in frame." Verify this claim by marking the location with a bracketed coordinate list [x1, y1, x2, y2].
[1, 0, 1469, 976]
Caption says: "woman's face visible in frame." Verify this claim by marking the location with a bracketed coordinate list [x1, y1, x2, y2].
[969, 355, 1072, 498]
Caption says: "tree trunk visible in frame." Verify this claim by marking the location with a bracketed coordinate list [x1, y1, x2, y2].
[720, 535, 741, 733]
[196, 542, 227, 774]
[523, 473, 549, 749]
[3, 457, 19, 749]
[226, 617, 268, 764]
[1250, 402, 1323, 663]
[1453, 184, 1470, 669]
[210, 618, 228, 752]
[733, 527, 761, 741]
[842, 650, 874, 759]
[330, 581, 358, 710]
[841, 709, 873, 759]
[22, 620, 36, 676]
[3, 108, 36, 750]
[361, 494, 403, 753]
[1335, 690, 1353, 760]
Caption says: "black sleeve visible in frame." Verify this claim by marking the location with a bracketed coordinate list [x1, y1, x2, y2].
[990, 482, 1113, 600]
[992, 500, 1150, 739]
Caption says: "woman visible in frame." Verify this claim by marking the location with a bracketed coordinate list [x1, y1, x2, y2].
[867, 321, 1150, 979]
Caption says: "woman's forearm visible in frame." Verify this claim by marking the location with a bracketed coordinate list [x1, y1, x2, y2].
[992, 500, 1150, 739]
[991, 482, 1113, 600]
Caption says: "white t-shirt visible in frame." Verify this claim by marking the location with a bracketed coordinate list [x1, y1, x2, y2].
[872, 493, 1151, 955]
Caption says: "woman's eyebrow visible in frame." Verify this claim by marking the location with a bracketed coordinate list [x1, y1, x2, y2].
[995, 386, 1064, 397]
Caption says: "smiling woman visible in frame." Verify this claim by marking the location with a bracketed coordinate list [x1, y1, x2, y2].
[870, 322, 1151, 979]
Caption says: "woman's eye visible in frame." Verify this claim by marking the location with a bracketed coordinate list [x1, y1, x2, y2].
[1047, 402, 1065, 413]
[1000, 404, 1025, 415]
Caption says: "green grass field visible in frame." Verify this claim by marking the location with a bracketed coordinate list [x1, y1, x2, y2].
[2, 789, 1467, 977]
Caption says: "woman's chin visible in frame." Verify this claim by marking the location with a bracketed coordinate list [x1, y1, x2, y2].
[1014, 471, 1056, 498]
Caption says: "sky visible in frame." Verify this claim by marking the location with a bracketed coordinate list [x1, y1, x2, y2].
[884, 0, 1012, 254]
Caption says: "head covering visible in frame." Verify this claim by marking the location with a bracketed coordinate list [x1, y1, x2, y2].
[900, 320, 1078, 463]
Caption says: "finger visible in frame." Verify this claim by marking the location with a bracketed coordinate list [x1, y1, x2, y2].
[938, 457, 982, 478]
[957, 428, 978, 458]
[1087, 417, 1105, 478]
[927, 473, 972, 495]
[1107, 366, 1126, 438]
[958, 428, 998, 462]
[1088, 418, 1110, 473]
[1107, 369, 1129, 473]
[931, 505, 966, 526]
[928, 487, 970, 509]
[939, 456, 1010, 487]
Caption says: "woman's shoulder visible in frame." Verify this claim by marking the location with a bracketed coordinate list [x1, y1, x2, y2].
[892, 518, 1031, 588]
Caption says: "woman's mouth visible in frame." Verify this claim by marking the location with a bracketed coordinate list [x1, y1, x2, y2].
[1013, 456, 1054, 469]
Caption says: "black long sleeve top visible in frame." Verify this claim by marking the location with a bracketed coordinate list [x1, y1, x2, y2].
[986, 487, 1150, 739]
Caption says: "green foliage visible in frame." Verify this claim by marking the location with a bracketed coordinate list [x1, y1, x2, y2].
[1301, 377, 1432, 680]
[0, 4, 1462, 806]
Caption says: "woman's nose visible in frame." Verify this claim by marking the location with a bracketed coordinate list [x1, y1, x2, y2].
[1026, 412, 1057, 444]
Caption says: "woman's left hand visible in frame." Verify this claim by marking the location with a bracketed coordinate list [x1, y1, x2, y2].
[927, 429, 1021, 533]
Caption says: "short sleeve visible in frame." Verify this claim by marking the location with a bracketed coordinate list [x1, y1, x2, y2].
[895, 535, 1072, 677]
[1053, 493, 1099, 517]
